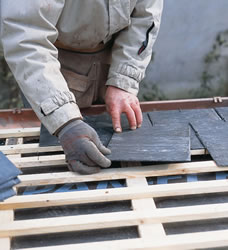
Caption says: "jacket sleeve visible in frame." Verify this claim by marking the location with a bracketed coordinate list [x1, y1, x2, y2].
[106, 0, 163, 96]
[0, 0, 82, 134]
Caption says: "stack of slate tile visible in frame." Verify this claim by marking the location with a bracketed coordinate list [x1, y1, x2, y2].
[38, 107, 228, 166]
[0, 151, 21, 201]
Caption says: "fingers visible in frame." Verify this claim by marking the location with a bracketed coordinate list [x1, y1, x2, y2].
[125, 105, 137, 130]
[105, 86, 143, 131]
[131, 102, 143, 128]
[121, 103, 143, 130]
[68, 160, 100, 175]
[93, 133, 111, 155]
[80, 154, 97, 166]
[99, 145, 111, 155]
[110, 109, 122, 133]
[110, 105, 142, 132]
[108, 100, 142, 132]
[86, 141, 111, 168]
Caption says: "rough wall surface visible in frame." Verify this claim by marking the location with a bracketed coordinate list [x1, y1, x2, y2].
[139, 0, 228, 99]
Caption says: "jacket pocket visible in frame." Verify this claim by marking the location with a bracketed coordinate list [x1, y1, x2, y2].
[109, 0, 131, 35]
[138, 22, 155, 56]
[61, 63, 97, 108]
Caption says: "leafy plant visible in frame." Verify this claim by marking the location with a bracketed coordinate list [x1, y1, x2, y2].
[140, 83, 168, 101]
[0, 53, 22, 109]
[189, 30, 228, 98]
[139, 51, 168, 101]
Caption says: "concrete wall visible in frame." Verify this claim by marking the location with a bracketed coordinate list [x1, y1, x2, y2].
[139, 0, 228, 99]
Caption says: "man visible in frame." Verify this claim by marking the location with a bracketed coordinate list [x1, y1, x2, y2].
[0, 0, 163, 174]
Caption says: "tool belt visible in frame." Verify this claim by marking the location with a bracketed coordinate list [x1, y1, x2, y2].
[58, 38, 112, 108]
[54, 40, 106, 53]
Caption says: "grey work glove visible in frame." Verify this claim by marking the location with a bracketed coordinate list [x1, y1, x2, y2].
[58, 120, 111, 175]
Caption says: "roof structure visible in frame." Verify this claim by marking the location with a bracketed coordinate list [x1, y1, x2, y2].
[1, 98, 228, 249]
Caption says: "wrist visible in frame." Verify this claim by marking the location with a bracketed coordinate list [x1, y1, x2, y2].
[55, 118, 82, 138]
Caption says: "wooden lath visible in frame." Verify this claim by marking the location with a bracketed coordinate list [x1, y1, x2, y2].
[1, 178, 228, 210]
[2, 203, 228, 238]
[1, 122, 228, 249]
[9, 160, 227, 187]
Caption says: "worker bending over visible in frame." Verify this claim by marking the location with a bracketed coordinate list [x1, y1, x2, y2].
[0, 0, 163, 174]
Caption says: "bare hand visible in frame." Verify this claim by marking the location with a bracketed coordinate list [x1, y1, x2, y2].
[105, 86, 143, 132]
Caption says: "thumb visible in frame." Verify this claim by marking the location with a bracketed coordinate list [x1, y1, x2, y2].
[68, 160, 100, 175]
[93, 133, 111, 155]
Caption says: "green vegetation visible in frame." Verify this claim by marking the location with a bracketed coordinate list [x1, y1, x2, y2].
[0, 52, 22, 109]
[0, 30, 228, 108]
[140, 83, 168, 101]
[188, 30, 228, 98]
[140, 30, 228, 101]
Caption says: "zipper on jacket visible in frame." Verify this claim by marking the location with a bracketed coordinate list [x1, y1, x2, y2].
[138, 22, 155, 55]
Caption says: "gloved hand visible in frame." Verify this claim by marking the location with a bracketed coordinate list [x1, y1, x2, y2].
[58, 120, 111, 174]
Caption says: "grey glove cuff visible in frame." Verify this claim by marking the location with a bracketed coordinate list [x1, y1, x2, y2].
[58, 120, 83, 139]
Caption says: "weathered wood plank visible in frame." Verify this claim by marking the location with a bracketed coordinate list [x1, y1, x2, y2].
[191, 120, 228, 166]
[122, 160, 166, 240]
[2, 203, 228, 237]
[14, 160, 227, 187]
[0, 127, 40, 139]
[0, 143, 62, 155]
[2, 178, 228, 210]
[0, 143, 204, 156]
[0, 210, 13, 250]
[126, 177, 166, 240]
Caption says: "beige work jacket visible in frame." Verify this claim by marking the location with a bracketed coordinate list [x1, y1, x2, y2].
[0, 0, 163, 134]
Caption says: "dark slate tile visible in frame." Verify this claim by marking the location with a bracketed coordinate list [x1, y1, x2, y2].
[84, 112, 151, 147]
[191, 120, 228, 166]
[40, 112, 190, 162]
[180, 108, 220, 122]
[15, 201, 131, 220]
[0, 151, 21, 185]
[188, 128, 202, 149]
[12, 227, 138, 249]
[120, 112, 153, 134]
[148, 110, 182, 125]
[148, 110, 199, 150]
[215, 107, 228, 121]
[148, 109, 221, 150]
[83, 113, 114, 147]
[39, 124, 59, 147]
[39, 113, 150, 148]
[0, 187, 16, 202]
[0, 177, 20, 191]
[181, 109, 221, 150]
[108, 119, 190, 162]
[39, 113, 114, 147]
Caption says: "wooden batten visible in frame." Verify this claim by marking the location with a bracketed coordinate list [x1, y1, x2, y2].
[1, 102, 228, 249]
